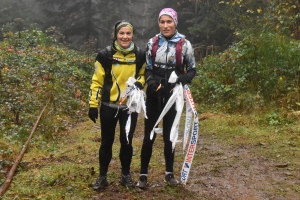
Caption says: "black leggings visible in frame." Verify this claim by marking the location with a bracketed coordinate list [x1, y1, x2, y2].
[99, 103, 138, 176]
[140, 95, 176, 174]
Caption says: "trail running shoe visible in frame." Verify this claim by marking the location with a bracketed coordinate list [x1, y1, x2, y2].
[120, 174, 135, 188]
[93, 175, 108, 191]
[165, 174, 179, 185]
[136, 175, 148, 189]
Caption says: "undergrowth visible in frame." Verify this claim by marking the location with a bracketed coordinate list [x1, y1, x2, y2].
[0, 28, 94, 184]
[191, 32, 300, 113]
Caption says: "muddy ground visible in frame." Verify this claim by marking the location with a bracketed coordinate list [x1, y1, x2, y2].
[89, 116, 300, 200]
[186, 136, 299, 200]
[3, 114, 296, 199]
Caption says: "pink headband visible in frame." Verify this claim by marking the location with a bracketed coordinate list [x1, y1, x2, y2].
[158, 8, 178, 26]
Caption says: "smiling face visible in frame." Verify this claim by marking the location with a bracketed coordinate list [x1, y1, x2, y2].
[159, 15, 176, 38]
[116, 26, 133, 49]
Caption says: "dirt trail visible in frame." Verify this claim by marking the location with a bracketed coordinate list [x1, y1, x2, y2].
[6, 114, 296, 199]
[187, 135, 300, 200]
[87, 116, 300, 200]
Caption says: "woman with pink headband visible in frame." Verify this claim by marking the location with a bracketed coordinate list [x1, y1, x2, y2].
[137, 8, 196, 188]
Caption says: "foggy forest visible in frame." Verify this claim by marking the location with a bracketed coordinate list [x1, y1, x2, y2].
[1, 0, 300, 199]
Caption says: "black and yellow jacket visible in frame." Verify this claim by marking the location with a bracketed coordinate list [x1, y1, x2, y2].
[89, 44, 146, 108]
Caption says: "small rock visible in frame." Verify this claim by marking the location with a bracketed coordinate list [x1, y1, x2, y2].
[283, 172, 293, 176]
[66, 186, 73, 191]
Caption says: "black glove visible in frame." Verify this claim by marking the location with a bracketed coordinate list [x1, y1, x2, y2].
[146, 77, 160, 96]
[147, 82, 159, 95]
[134, 81, 144, 90]
[176, 74, 188, 85]
[88, 107, 98, 123]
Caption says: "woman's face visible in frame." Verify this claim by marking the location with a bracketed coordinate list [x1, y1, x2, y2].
[117, 26, 133, 49]
[159, 15, 176, 37]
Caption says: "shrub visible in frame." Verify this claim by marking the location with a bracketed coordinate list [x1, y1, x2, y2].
[192, 32, 300, 112]
[0, 28, 94, 141]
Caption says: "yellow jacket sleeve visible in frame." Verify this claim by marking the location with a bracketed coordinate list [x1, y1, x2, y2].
[135, 62, 146, 86]
[89, 61, 105, 108]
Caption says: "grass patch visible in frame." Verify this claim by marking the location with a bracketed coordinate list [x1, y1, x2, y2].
[1, 110, 300, 199]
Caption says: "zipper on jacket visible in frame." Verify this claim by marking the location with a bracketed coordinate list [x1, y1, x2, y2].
[165, 41, 169, 64]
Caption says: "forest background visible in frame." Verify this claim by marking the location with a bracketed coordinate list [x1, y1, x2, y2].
[0, 0, 300, 199]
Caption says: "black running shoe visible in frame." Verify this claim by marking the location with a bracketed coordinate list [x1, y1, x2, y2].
[165, 174, 179, 185]
[93, 175, 108, 191]
[136, 175, 147, 189]
[120, 174, 135, 188]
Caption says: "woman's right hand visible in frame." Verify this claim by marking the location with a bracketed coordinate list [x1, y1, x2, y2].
[88, 107, 98, 123]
